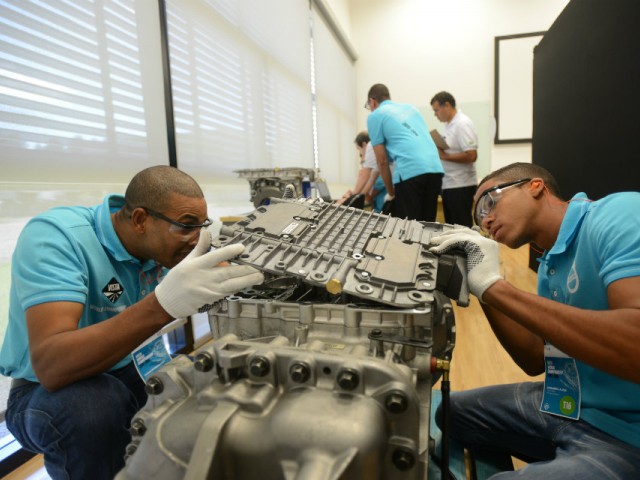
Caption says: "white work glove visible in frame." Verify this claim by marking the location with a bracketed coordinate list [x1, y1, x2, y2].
[383, 193, 395, 203]
[429, 227, 501, 301]
[155, 230, 264, 318]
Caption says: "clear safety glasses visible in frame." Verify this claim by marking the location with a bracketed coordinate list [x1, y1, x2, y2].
[143, 207, 212, 241]
[474, 178, 531, 231]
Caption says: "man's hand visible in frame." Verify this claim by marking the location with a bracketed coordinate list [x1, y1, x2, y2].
[155, 230, 264, 318]
[429, 227, 501, 301]
[383, 193, 395, 203]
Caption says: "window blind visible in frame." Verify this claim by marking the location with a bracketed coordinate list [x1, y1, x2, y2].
[165, 0, 314, 187]
[311, 2, 357, 187]
[0, 0, 167, 185]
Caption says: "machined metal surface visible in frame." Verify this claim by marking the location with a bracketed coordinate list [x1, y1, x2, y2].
[211, 197, 469, 308]
[116, 289, 455, 480]
[117, 197, 466, 480]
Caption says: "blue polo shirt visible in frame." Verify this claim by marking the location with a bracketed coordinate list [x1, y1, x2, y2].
[0, 195, 166, 382]
[537, 192, 640, 448]
[367, 100, 444, 183]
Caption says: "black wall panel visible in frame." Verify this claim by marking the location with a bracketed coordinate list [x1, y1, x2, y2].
[533, 0, 640, 200]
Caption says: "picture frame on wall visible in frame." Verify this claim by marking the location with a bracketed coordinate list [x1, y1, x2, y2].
[494, 31, 546, 144]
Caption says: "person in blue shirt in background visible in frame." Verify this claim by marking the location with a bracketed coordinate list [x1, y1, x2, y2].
[0, 165, 263, 480]
[430, 162, 640, 479]
[365, 83, 444, 221]
[337, 131, 388, 212]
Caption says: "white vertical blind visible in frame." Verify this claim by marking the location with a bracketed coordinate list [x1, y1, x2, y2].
[0, 0, 168, 444]
[0, 0, 168, 185]
[165, 0, 314, 185]
[0, 3, 360, 458]
[311, 3, 357, 186]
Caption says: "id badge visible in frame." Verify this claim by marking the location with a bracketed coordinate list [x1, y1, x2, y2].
[540, 344, 581, 420]
[132, 334, 172, 382]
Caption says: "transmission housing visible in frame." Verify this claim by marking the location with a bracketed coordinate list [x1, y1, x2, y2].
[116, 197, 468, 480]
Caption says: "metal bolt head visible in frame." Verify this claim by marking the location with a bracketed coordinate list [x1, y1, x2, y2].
[289, 363, 310, 383]
[125, 444, 138, 457]
[145, 376, 164, 395]
[337, 369, 359, 391]
[392, 449, 415, 471]
[385, 391, 408, 414]
[130, 419, 146, 436]
[249, 357, 270, 377]
[194, 352, 214, 372]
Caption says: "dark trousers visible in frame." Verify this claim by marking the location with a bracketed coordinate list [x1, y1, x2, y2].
[435, 382, 640, 479]
[6, 362, 147, 480]
[442, 185, 476, 227]
[393, 173, 443, 222]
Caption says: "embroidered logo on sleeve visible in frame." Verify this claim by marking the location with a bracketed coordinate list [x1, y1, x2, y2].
[103, 277, 124, 303]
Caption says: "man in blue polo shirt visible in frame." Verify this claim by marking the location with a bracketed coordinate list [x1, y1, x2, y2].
[0, 166, 263, 480]
[365, 83, 444, 221]
[429, 162, 640, 478]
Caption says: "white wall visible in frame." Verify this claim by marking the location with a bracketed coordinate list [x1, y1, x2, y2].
[338, 0, 570, 174]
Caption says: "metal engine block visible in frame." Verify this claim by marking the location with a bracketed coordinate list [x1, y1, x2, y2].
[235, 167, 319, 207]
[116, 198, 467, 480]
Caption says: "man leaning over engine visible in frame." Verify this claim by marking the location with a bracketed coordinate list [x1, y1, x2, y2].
[430, 162, 640, 479]
[0, 165, 264, 479]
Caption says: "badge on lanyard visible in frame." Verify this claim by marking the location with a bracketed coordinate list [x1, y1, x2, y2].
[132, 333, 172, 382]
[540, 344, 581, 420]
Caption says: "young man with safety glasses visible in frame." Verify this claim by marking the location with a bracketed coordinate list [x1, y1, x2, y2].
[429, 162, 640, 478]
[0, 165, 264, 479]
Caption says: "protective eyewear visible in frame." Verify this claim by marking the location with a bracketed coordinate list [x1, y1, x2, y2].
[143, 207, 212, 240]
[474, 178, 531, 230]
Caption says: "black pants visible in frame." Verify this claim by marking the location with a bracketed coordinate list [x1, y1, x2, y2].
[393, 173, 443, 222]
[442, 185, 476, 227]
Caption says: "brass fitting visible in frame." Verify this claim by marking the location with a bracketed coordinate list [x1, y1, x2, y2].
[431, 357, 451, 381]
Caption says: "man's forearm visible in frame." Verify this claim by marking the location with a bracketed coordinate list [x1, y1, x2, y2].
[440, 149, 477, 164]
[29, 294, 173, 391]
[480, 301, 545, 375]
[483, 279, 640, 383]
[373, 145, 394, 196]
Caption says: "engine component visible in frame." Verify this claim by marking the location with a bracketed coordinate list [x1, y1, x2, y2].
[211, 197, 469, 308]
[235, 167, 318, 208]
[116, 198, 465, 480]
[116, 292, 454, 479]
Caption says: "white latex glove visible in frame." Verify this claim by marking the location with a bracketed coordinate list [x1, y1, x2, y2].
[429, 227, 501, 301]
[383, 193, 395, 203]
[155, 230, 264, 318]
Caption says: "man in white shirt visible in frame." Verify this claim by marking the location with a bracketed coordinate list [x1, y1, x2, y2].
[431, 91, 478, 227]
